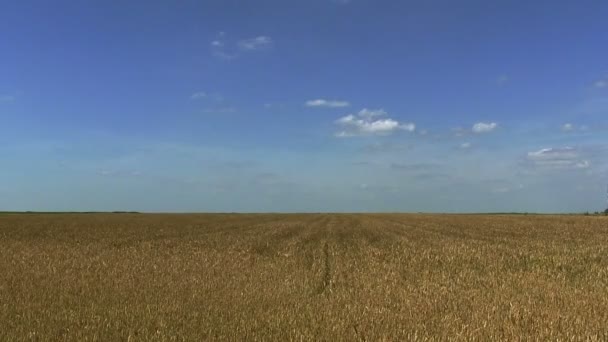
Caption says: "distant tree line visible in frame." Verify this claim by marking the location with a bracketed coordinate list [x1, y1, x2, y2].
[584, 210, 608, 216]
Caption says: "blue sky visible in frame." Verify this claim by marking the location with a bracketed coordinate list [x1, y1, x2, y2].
[1, 0, 607, 212]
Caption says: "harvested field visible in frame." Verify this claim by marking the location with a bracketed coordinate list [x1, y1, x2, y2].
[1, 213, 608, 340]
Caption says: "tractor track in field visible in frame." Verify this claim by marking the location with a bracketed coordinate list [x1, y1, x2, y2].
[317, 241, 332, 295]
[314, 216, 337, 296]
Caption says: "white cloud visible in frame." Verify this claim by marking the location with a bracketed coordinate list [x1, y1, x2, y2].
[528, 147, 576, 159]
[460, 142, 472, 149]
[211, 32, 272, 60]
[560, 123, 591, 132]
[357, 108, 386, 119]
[399, 122, 416, 132]
[561, 123, 574, 131]
[191, 92, 207, 100]
[305, 99, 350, 108]
[472, 122, 498, 133]
[335, 108, 415, 137]
[212, 47, 237, 60]
[191, 92, 223, 102]
[526, 147, 591, 170]
[237, 36, 273, 51]
[594, 79, 607, 88]
[98, 170, 113, 176]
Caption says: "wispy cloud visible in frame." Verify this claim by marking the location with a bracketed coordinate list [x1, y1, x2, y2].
[357, 108, 387, 119]
[190, 92, 207, 100]
[305, 99, 350, 108]
[525, 147, 590, 170]
[335, 109, 415, 137]
[237, 36, 273, 51]
[472, 122, 498, 133]
[191, 91, 223, 102]
[459, 142, 472, 149]
[191, 91, 232, 113]
[594, 78, 607, 88]
[560, 123, 590, 133]
[561, 123, 574, 132]
[211, 32, 273, 60]
[210, 32, 236, 60]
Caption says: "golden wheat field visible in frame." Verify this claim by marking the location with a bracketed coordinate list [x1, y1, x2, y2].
[1, 213, 608, 341]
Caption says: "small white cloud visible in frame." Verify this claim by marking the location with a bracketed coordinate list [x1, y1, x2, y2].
[560, 123, 590, 132]
[460, 142, 472, 149]
[336, 114, 356, 124]
[472, 122, 498, 133]
[527, 147, 576, 159]
[211, 32, 272, 60]
[561, 123, 574, 131]
[210, 33, 236, 60]
[305, 99, 350, 108]
[98, 170, 114, 176]
[363, 119, 401, 133]
[334, 108, 415, 137]
[192, 92, 224, 101]
[191, 92, 207, 100]
[594, 79, 608, 88]
[238, 36, 273, 51]
[400, 122, 416, 132]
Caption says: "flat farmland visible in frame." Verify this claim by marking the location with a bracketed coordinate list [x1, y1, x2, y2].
[1, 213, 608, 340]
